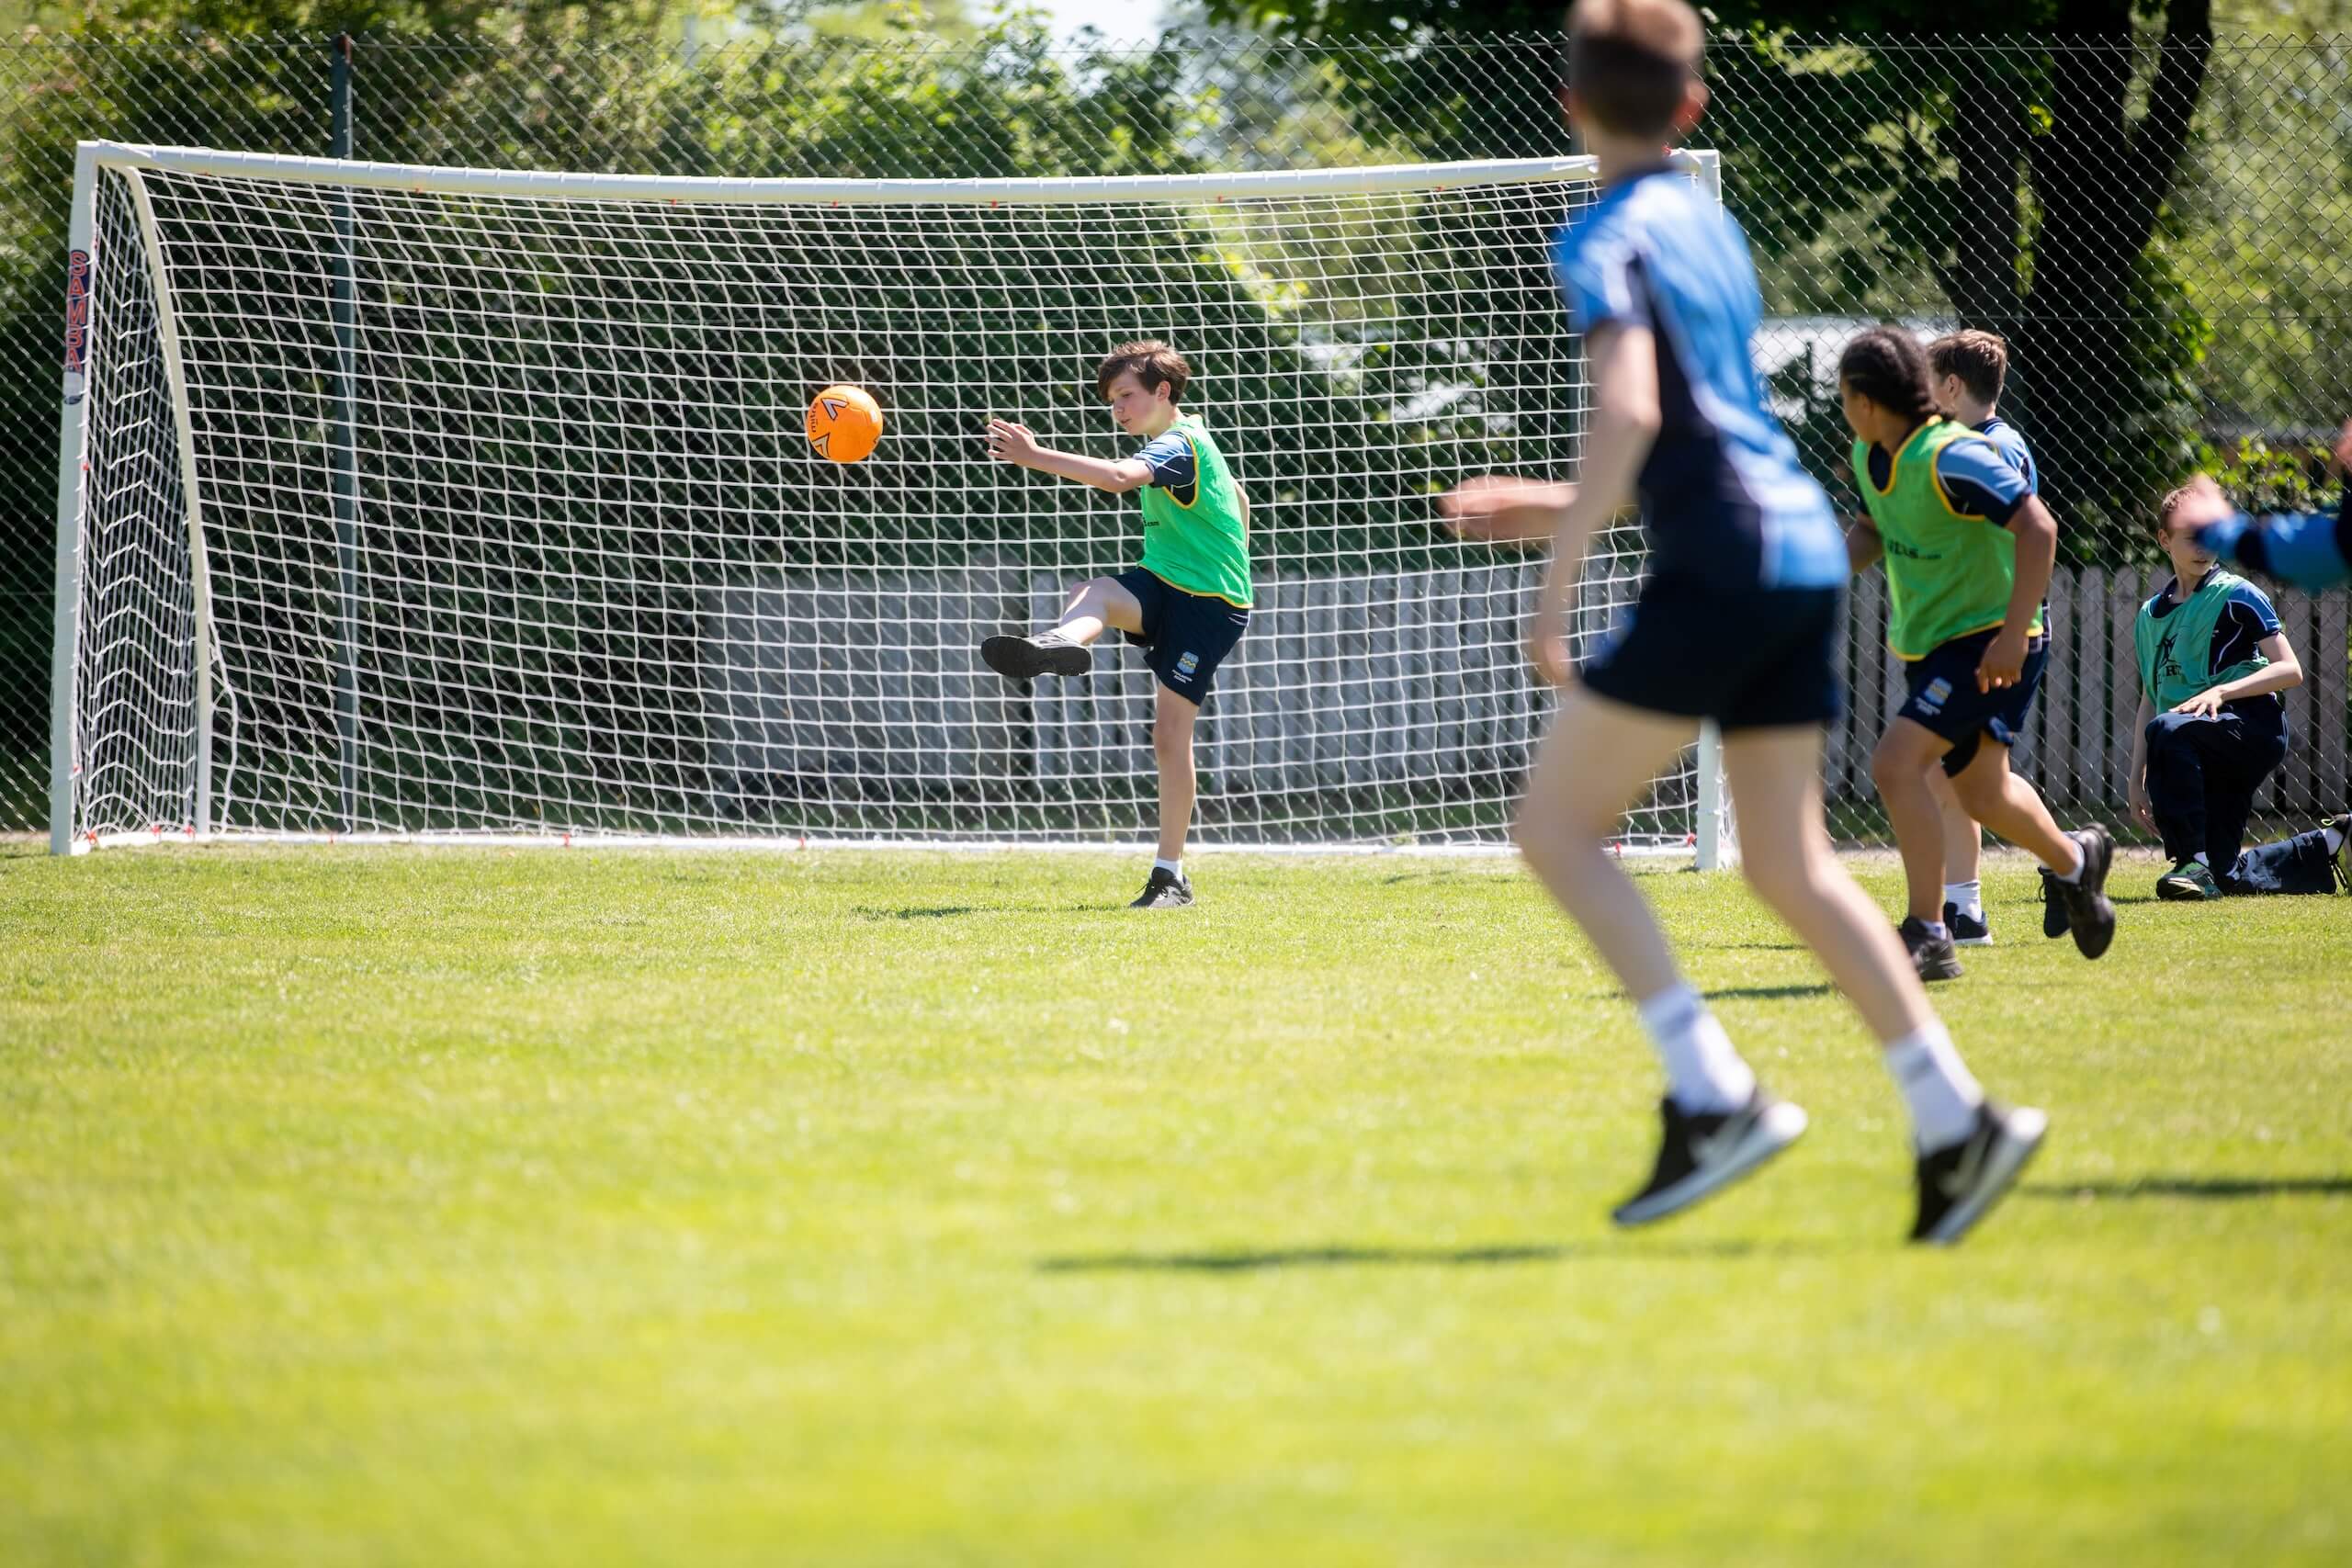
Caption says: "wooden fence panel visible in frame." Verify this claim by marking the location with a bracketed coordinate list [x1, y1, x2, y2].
[696, 563, 2351, 829]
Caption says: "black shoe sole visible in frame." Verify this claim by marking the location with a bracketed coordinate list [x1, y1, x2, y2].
[981, 635, 1089, 680]
[2064, 827, 2117, 960]
[1905, 922, 1962, 982]
[1915, 951, 1963, 982]
[1611, 1100, 1809, 1227]
[1917, 1107, 2049, 1246]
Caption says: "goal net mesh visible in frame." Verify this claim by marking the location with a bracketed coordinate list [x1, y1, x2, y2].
[65, 154, 1715, 851]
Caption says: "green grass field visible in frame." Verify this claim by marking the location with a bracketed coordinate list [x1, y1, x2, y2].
[3, 841, 2346, 1565]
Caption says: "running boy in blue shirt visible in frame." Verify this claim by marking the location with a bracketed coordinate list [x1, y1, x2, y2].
[1442, 0, 2043, 1245]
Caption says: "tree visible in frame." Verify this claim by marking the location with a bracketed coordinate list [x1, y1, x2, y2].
[1205, 0, 2225, 556]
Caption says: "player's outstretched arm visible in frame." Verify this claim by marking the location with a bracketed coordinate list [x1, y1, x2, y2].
[1527, 324, 1661, 685]
[1440, 478, 1578, 547]
[2183, 420, 2352, 589]
[984, 419, 1152, 494]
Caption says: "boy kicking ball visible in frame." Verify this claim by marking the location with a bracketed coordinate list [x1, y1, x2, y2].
[1446, 0, 2043, 1244]
[978, 341, 1254, 910]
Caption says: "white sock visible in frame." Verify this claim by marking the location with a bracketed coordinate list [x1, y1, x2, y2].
[2327, 828, 2346, 855]
[2192, 851, 2210, 867]
[1154, 857, 1182, 879]
[2050, 836, 2086, 884]
[1943, 880, 1983, 920]
[1883, 1022, 1985, 1153]
[1635, 985, 1756, 1114]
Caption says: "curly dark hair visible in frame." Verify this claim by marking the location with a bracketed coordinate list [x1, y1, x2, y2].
[1837, 326, 1938, 423]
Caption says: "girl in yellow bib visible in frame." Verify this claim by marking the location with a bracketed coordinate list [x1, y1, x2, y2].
[1840, 326, 2116, 979]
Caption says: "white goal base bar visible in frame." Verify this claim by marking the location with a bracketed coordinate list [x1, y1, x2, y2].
[67, 826, 1724, 862]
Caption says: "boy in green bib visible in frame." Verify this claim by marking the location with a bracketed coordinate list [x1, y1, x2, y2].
[1839, 327, 2117, 980]
[979, 340, 1253, 909]
[2128, 486, 2343, 898]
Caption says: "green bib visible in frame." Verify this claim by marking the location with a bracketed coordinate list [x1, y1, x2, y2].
[1136, 413, 1253, 608]
[2135, 568, 2270, 711]
[1853, 419, 2043, 660]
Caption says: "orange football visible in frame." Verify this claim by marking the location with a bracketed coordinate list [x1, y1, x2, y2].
[807, 384, 883, 464]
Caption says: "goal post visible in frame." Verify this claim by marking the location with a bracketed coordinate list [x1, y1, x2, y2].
[51, 140, 1734, 862]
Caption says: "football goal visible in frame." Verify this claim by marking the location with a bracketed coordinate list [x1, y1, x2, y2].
[51, 140, 1731, 862]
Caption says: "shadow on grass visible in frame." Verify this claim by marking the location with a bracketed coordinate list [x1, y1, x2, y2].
[855, 903, 1106, 919]
[1036, 1238, 1834, 1273]
[2024, 1175, 2352, 1201]
[1708, 983, 1836, 1001]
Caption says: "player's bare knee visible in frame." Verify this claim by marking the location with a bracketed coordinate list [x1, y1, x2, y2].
[1511, 795, 1603, 859]
[1509, 799, 1561, 858]
[1152, 706, 1193, 753]
[1871, 739, 1923, 795]
[1739, 835, 1815, 906]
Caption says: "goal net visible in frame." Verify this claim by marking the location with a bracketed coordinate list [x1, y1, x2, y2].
[51, 141, 1729, 858]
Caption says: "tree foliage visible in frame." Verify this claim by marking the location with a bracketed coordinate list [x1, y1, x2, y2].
[1206, 0, 2233, 558]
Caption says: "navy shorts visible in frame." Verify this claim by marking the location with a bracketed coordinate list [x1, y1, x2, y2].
[1896, 626, 2048, 776]
[1579, 576, 1843, 730]
[1115, 567, 1251, 705]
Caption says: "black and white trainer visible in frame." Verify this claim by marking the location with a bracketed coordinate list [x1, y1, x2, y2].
[980, 630, 1091, 681]
[1944, 899, 1993, 946]
[1129, 866, 1194, 909]
[1611, 1090, 1809, 1228]
[1910, 1100, 2050, 1246]
[2049, 825, 2117, 959]
[1900, 915, 1963, 983]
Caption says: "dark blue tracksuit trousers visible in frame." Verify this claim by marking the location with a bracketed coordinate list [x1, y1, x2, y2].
[2143, 706, 2336, 894]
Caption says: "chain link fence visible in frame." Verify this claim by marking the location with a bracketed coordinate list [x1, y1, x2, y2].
[6, 21, 2348, 840]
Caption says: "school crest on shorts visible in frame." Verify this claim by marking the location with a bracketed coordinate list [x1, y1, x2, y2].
[1175, 650, 1201, 678]
[1917, 676, 1952, 715]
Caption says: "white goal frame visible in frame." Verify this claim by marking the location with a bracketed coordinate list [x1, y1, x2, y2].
[50, 140, 1732, 863]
